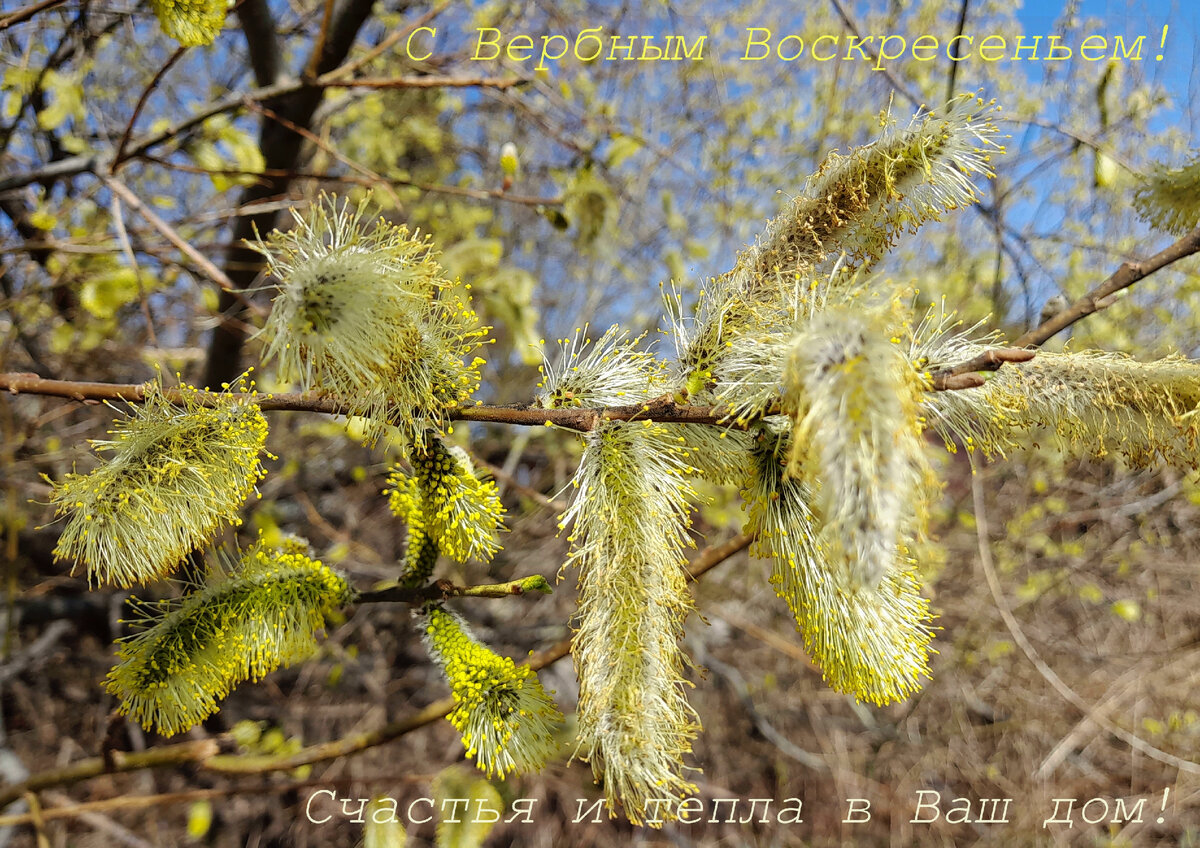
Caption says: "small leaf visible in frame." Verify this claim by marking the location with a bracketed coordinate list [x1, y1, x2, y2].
[364, 797, 407, 848]
[433, 766, 502, 848]
[186, 800, 213, 839]
[1111, 599, 1142, 622]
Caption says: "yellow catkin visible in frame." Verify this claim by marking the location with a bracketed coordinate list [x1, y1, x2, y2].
[561, 421, 700, 826]
[49, 379, 270, 588]
[106, 540, 353, 735]
[420, 603, 563, 778]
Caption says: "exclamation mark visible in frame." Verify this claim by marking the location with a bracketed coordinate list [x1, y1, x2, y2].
[1158, 787, 1170, 824]
[1157, 25, 1168, 60]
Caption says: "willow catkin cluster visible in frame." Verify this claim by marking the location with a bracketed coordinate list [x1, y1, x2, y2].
[1133, 154, 1200, 236]
[107, 540, 354, 735]
[49, 380, 269, 588]
[673, 93, 1004, 404]
[782, 303, 933, 590]
[251, 194, 489, 447]
[560, 420, 700, 824]
[150, 0, 226, 46]
[386, 436, 506, 586]
[419, 603, 563, 778]
[742, 428, 935, 705]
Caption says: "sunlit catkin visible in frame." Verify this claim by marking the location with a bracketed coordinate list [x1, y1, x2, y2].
[251, 194, 489, 447]
[930, 349, 1200, 468]
[150, 0, 226, 46]
[106, 541, 353, 735]
[386, 436, 506, 569]
[674, 93, 1002, 402]
[1133, 154, 1200, 236]
[743, 428, 934, 705]
[419, 603, 563, 778]
[782, 304, 932, 590]
[537, 323, 664, 408]
[49, 381, 269, 588]
[561, 420, 700, 825]
[910, 303, 1200, 467]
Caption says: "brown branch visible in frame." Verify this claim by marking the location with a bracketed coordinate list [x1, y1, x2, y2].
[111, 47, 188, 172]
[927, 224, 1200, 385]
[135, 155, 564, 207]
[827, 0, 921, 107]
[316, 74, 526, 90]
[0, 0, 67, 30]
[355, 575, 553, 604]
[1013, 224, 1200, 348]
[927, 347, 1036, 390]
[0, 772, 417, 828]
[304, 0, 337, 80]
[99, 175, 268, 318]
[944, 0, 969, 103]
[0, 373, 1003, 430]
[0, 740, 222, 810]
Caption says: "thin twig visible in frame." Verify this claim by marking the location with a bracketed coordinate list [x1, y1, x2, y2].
[304, 0, 337, 80]
[826, 0, 922, 107]
[326, 1, 450, 79]
[111, 47, 188, 172]
[929, 224, 1200, 382]
[928, 347, 1036, 389]
[243, 100, 401, 207]
[355, 574, 553, 604]
[0, 0, 67, 30]
[98, 176, 267, 318]
[0, 740, 223, 809]
[944, 0, 970, 103]
[1013, 224, 1200, 348]
[107, 194, 158, 348]
[315, 74, 526, 90]
[969, 473, 1200, 776]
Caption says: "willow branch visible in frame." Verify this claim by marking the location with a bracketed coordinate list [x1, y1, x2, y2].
[0, 740, 222, 810]
[355, 574, 553, 604]
[0, 372, 1014, 429]
[927, 224, 1200, 383]
[1013, 224, 1200, 348]
[927, 347, 1036, 390]
[0, 0, 67, 30]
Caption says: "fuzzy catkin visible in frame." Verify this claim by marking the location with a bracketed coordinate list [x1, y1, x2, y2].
[49, 381, 269, 588]
[561, 421, 700, 825]
[1133, 154, 1200, 236]
[386, 437, 506, 571]
[150, 0, 226, 46]
[673, 94, 1003, 403]
[783, 304, 932, 590]
[743, 428, 935, 705]
[107, 541, 353, 735]
[251, 194, 489, 448]
[913, 309, 1200, 468]
[419, 603, 563, 778]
